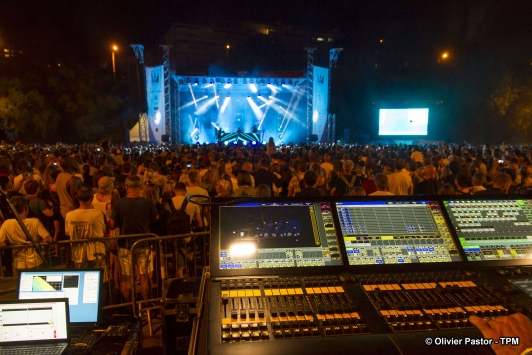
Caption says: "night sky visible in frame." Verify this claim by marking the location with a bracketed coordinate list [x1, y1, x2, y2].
[3, 0, 531, 65]
[2, 0, 532, 142]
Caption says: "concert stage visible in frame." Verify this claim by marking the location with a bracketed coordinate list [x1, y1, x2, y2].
[175, 76, 307, 145]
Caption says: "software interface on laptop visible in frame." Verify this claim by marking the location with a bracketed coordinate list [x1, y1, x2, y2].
[18, 270, 101, 324]
[0, 299, 69, 343]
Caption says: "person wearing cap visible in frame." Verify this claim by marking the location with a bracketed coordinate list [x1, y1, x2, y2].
[93, 176, 114, 214]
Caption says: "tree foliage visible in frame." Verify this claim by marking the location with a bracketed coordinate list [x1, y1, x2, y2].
[1, 56, 133, 143]
[0, 78, 59, 139]
[488, 70, 532, 141]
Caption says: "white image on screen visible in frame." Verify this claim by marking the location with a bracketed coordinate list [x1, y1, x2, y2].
[379, 109, 428, 135]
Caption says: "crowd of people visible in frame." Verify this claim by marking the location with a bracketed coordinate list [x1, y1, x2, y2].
[0, 139, 531, 354]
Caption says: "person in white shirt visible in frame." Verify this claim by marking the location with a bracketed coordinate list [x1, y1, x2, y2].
[0, 196, 52, 274]
[388, 159, 413, 195]
[320, 154, 334, 179]
[13, 164, 43, 195]
[369, 173, 394, 196]
[65, 186, 108, 280]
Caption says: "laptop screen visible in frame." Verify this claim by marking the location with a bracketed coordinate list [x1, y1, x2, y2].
[0, 298, 69, 344]
[17, 269, 102, 324]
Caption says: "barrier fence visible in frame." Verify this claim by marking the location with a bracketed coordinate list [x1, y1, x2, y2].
[0, 232, 210, 323]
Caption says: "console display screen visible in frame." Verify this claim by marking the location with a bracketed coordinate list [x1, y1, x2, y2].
[217, 202, 343, 270]
[443, 199, 532, 261]
[336, 200, 461, 265]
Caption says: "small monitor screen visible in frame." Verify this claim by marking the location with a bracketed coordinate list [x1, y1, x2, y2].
[379, 108, 429, 135]
[336, 200, 461, 265]
[218, 202, 343, 270]
[442, 199, 532, 261]
[18, 269, 101, 324]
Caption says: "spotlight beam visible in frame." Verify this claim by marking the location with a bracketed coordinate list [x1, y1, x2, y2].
[258, 92, 277, 130]
[280, 90, 297, 129]
[179, 95, 208, 110]
[246, 97, 263, 121]
[220, 96, 231, 114]
[188, 84, 198, 107]
[213, 83, 219, 108]
[194, 97, 217, 115]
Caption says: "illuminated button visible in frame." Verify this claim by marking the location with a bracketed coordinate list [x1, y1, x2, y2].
[274, 330, 283, 338]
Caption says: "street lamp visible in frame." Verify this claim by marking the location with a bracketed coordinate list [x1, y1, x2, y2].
[112, 45, 118, 77]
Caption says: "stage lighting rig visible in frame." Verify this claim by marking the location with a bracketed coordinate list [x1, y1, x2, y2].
[187, 78, 192, 83]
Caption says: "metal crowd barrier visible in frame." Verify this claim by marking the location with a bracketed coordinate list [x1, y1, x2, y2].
[0, 231, 210, 325]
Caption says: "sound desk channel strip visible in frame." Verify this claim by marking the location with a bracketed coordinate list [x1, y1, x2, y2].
[217, 276, 368, 343]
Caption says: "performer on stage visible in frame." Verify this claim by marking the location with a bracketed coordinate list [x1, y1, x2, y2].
[267, 137, 276, 156]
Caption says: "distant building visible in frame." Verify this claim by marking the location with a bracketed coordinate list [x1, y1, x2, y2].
[164, 21, 338, 75]
[2, 48, 22, 59]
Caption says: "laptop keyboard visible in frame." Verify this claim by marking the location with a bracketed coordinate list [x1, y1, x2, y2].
[69, 330, 98, 348]
[0, 346, 65, 355]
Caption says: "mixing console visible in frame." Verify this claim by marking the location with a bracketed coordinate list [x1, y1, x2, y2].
[206, 196, 532, 355]
[208, 269, 532, 354]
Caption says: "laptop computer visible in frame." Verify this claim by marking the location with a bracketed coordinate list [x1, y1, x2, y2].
[17, 269, 103, 326]
[0, 298, 70, 355]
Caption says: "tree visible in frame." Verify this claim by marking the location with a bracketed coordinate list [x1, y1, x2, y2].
[0, 78, 59, 140]
[488, 70, 532, 142]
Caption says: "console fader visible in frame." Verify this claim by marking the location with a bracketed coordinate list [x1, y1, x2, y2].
[208, 269, 532, 355]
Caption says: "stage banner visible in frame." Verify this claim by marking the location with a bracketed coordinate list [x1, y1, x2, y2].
[312, 66, 329, 142]
[145, 65, 165, 143]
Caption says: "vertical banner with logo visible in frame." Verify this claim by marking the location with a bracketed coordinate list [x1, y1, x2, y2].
[312, 66, 329, 142]
[145, 66, 165, 143]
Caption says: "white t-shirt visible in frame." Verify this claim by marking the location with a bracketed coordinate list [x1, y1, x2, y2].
[65, 209, 107, 263]
[13, 174, 43, 195]
[0, 218, 49, 269]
